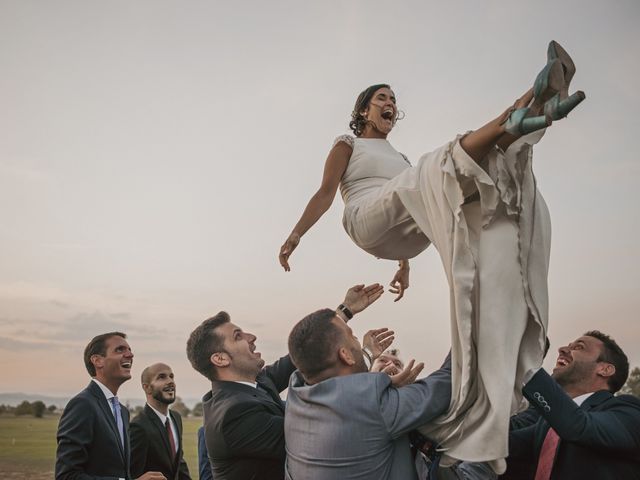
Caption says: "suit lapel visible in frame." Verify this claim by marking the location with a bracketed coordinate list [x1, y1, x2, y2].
[145, 405, 174, 464]
[256, 381, 285, 413]
[88, 382, 127, 464]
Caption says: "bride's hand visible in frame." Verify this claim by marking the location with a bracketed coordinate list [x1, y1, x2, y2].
[389, 260, 410, 302]
[279, 232, 300, 272]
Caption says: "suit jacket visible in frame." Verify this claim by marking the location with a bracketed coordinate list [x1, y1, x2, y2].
[503, 369, 640, 480]
[130, 405, 191, 480]
[203, 354, 295, 480]
[56, 381, 131, 480]
[284, 354, 452, 480]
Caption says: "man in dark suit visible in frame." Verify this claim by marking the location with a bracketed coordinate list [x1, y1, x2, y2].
[185, 283, 384, 480]
[55, 331, 165, 480]
[130, 363, 191, 480]
[504, 330, 640, 480]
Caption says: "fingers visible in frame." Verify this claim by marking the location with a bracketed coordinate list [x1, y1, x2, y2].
[278, 242, 294, 272]
[391, 359, 424, 386]
[376, 329, 395, 344]
[366, 284, 384, 303]
[349, 284, 365, 292]
[368, 327, 388, 336]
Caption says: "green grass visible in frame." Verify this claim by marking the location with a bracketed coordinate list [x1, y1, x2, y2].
[0, 415, 204, 479]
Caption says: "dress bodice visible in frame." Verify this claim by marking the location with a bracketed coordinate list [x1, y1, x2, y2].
[335, 135, 410, 205]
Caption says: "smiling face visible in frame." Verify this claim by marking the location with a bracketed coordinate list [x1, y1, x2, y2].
[92, 335, 133, 387]
[213, 322, 265, 381]
[361, 87, 398, 137]
[144, 363, 176, 405]
[552, 335, 610, 393]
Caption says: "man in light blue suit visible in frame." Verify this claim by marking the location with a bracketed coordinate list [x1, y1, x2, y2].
[284, 308, 452, 480]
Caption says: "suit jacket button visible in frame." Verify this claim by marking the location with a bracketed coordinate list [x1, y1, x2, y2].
[534, 392, 541, 399]
[544, 406, 551, 412]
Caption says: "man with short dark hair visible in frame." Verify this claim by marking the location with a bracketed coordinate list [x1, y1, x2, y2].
[503, 330, 640, 480]
[285, 308, 452, 480]
[130, 363, 191, 480]
[186, 283, 384, 480]
[56, 332, 165, 480]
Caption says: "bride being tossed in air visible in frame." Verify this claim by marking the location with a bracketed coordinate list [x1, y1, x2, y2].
[278, 41, 584, 472]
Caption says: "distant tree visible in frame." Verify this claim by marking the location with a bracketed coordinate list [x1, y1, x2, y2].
[620, 366, 640, 397]
[47, 404, 57, 414]
[191, 402, 203, 417]
[15, 400, 33, 416]
[32, 400, 46, 418]
[0, 404, 6, 414]
[133, 405, 144, 416]
[171, 397, 190, 417]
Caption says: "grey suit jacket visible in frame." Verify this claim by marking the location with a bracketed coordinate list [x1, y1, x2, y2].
[284, 354, 452, 480]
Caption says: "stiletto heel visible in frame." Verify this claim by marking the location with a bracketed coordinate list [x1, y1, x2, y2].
[502, 107, 552, 136]
[547, 40, 576, 99]
[530, 59, 564, 115]
[544, 91, 586, 120]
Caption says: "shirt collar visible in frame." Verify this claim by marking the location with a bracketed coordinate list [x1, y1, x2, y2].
[573, 392, 595, 406]
[233, 380, 258, 388]
[147, 403, 170, 424]
[92, 378, 116, 401]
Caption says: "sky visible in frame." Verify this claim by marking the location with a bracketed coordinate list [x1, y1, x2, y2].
[1, 0, 639, 404]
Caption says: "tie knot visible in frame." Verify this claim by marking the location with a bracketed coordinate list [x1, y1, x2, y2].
[111, 396, 119, 405]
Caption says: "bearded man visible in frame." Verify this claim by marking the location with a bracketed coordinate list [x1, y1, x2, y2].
[130, 363, 191, 480]
[503, 330, 640, 480]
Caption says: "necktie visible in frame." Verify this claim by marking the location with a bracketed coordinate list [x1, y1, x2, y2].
[165, 418, 177, 457]
[534, 427, 560, 480]
[110, 397, 125, 449]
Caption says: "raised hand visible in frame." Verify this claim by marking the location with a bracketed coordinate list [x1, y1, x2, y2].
[363, 328, 395, 359]
[389, 260, 410, 302]
[343, 283, 384, 314]
[279, 232, 300, 272]
[390, 359, 424, 387]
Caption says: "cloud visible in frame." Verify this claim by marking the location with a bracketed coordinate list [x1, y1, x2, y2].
[0, 310, 168, 351]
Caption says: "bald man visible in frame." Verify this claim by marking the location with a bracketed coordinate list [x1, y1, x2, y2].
[130, 363, 191, 480]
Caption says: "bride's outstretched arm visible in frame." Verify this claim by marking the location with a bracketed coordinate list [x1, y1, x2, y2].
[279, 141, 352, 271]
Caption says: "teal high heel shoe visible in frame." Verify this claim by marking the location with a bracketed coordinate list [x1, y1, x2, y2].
[503, 107, 552, 136]
[530, 58, 565, 115]
[544, 91, 586, 120]
[547, 40, 576, 99]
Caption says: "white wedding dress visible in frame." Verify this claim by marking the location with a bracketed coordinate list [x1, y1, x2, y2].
[336, 131, 551, 473]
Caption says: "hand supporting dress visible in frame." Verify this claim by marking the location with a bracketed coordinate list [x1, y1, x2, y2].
[336, 132, 551, 474]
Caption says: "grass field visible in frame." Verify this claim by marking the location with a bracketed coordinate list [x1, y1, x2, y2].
[0, 415, 204, 479]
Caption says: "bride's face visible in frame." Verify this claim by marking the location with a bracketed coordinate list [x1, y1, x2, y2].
[362, 87, 397, 135]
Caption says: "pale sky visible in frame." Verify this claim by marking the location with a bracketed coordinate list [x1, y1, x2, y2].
[1, 0, 639, 403]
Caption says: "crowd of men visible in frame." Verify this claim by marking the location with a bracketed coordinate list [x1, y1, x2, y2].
[55, 283, 640, 479]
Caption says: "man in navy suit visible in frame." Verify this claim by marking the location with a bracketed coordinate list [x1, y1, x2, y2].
[504, 330, 640, 480]
[55, 331, 166, 480]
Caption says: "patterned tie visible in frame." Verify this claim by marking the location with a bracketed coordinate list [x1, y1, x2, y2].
[110, 396, 125, 449]
[165, 418, 177, 458]
[534, 427, 560, 480]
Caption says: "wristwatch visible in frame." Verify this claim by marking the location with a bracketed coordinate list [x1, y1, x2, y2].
[337, 303, 354, 320]
[362, 346, 373, 370]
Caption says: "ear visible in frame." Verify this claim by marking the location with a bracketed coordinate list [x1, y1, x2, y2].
[211, 352, 230, 368]
[338, 346, 355, 366]
[142, 383, 153, 395]
[596, 362, 615, 380]
[91, 354, 104, 372]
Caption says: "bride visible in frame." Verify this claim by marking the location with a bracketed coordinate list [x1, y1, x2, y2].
[278, 41, 584, 472]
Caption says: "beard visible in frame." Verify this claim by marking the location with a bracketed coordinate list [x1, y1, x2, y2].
[152, 388, 176, 405]
[552, 360, 595, 389]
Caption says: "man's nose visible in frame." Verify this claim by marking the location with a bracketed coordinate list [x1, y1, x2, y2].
[558, 345, 570, 355]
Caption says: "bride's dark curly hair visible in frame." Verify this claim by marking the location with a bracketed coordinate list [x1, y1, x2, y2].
[349, 83, 391, 137]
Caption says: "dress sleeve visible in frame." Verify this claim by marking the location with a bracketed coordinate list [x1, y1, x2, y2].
[333, 134, 355, 149]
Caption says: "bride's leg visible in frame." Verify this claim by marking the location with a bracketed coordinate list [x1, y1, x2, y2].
[460, 89, 535, 162]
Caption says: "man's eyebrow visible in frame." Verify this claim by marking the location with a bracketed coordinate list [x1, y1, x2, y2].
[232, 328, 242, 335]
